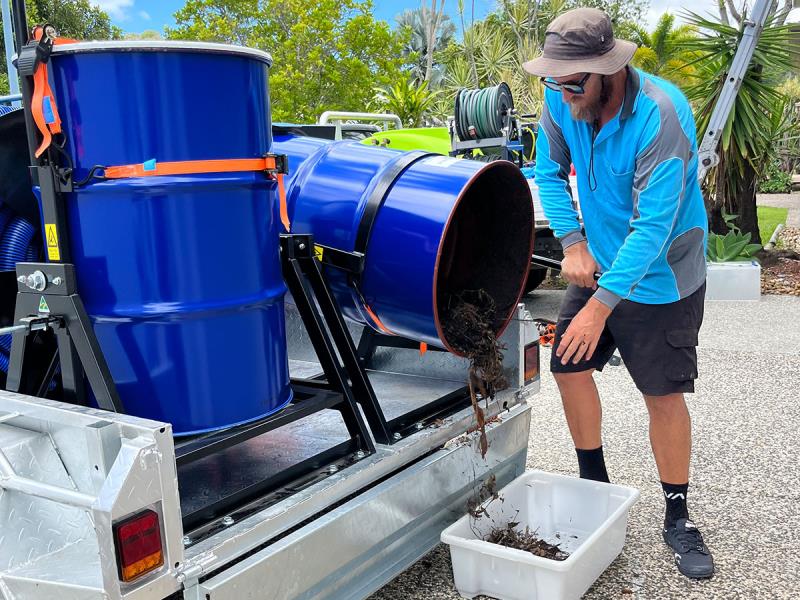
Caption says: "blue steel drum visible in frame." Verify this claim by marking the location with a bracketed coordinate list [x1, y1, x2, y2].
[273, 132, 534, 353]
[47, 42, 292, 435]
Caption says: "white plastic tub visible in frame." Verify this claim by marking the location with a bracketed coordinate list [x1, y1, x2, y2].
[441, 470, 640, 600]
[706, 260, 761, 301]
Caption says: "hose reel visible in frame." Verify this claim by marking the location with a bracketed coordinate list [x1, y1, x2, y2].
[454, 82, 515, 142]
[450, 83, 535, 166]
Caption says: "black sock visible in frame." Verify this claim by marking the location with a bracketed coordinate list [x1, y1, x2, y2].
[575, 446, 610, 483]
[662, 481, 689, 527]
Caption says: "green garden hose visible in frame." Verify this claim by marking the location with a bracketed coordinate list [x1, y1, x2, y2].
[454, 82, 514, 141]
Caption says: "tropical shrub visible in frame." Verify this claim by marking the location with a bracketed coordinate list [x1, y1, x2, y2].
[707, 212, 762, 261]
[758, 160, 793, 194]
[372, 79, 439, 128]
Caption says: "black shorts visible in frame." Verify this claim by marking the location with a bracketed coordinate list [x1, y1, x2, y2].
[550, 283, 706, 396]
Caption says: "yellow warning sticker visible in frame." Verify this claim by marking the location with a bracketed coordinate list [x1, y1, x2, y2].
[38, 296, 50, 314]
[45, 223, 60, 261]
[314, 244, 324, 262]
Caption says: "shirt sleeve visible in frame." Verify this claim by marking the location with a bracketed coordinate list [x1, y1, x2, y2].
[534, 91, 584, 250]
[593, 104, 693, 310]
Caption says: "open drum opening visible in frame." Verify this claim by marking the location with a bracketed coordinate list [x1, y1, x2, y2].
[434, 160, 535, 355]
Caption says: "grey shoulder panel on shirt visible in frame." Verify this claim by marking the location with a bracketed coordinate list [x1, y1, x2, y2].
[620, 67, 641, 120]
[539, 102, 572, 182]
[634, 80, 693, 190]
[631, 79, 694, 220]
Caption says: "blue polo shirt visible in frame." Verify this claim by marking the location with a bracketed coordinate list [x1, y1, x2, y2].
[535, 67, 708, 308]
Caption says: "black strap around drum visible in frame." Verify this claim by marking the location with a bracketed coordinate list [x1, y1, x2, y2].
[352, 150, 437, 259]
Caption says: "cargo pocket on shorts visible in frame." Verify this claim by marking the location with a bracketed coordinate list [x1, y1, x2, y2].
[665, 329, 699, 382]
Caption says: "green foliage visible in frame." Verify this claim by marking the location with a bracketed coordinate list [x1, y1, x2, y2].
[25, 0, 122, 39]
[758, 160, 793, 193]
[168, 0, 259, 45]
[776, 76, 800, 173]
[0, 0, 120, 93]
[757, 206, 788, 244]
[682, 11, 798, 238]
[707, 211, 762, 262]
[396, 7, 455, 86]
[436, 0, 652, 120]
[565, 0, 648, 24]
[167, 0, 407, 123]
[123, 30, 164, 41]
[778, 76, 800, 102]
[684, 13, 796, 176]
[438, 0, 565, 119]
[372, 79, 438, 128]
[707, 230, 762, 262]
[628, 13, 697, 85]
[721, 210, 740, 234]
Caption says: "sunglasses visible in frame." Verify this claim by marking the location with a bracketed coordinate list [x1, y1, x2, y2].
[541, 72, 592, 94]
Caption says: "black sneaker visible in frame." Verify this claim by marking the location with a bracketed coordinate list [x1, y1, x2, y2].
[662, 518, 715, 579]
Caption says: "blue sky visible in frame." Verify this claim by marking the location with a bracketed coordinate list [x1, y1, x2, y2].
[95, 0, 798, 35]
[94, 0, 494, 35]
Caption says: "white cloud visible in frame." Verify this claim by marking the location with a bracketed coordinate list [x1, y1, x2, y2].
[93, 0, 135, 22]
[138, 10, 151, 20]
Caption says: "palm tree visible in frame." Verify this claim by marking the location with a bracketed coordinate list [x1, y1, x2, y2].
[472, 23, 517, 82]
[682, 12, 798, 242]
[629, 13, 697, 85]
[456, 0, 480, 87]
[396, 5, 455, 86]
[716, 0, 795, 27]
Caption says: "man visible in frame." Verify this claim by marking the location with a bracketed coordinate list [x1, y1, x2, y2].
[525, 8, 713, 579]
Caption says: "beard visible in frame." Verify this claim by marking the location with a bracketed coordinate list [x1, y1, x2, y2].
[569, 76, 611, 123]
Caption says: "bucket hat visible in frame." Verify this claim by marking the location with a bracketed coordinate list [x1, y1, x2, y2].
[523, 8, 637, 77]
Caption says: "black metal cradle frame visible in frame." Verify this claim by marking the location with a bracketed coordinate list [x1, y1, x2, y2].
[285, 236, 472, 447]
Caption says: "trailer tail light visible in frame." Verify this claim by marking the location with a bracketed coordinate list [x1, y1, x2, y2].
[113, 509, 164, 582]
[524, 341, 539, 386]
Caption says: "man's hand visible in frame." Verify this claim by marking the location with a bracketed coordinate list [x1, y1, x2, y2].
[557, 297, 612, 365]
[561, 241, 598, 288]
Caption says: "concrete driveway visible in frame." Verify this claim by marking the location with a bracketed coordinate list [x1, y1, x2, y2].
[370, 291, 800, 600]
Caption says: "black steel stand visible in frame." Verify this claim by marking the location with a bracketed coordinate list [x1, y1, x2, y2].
[5, 263, 123, 411]
[176, 381, 374, 531]
[175, 234, 376, 533]
[283, 234, 470, 444]
[353, 328, 472, 439]
[282, 233, 397, 444]
[4, 4, 122, 409]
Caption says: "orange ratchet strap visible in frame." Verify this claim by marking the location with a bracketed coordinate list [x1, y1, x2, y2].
[363, 305, 427, 355]
[350, 283, 393, 335]
[29, 27, 77, 158]
[362, 303, 393, 335]
[103, 157, 291, 232]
